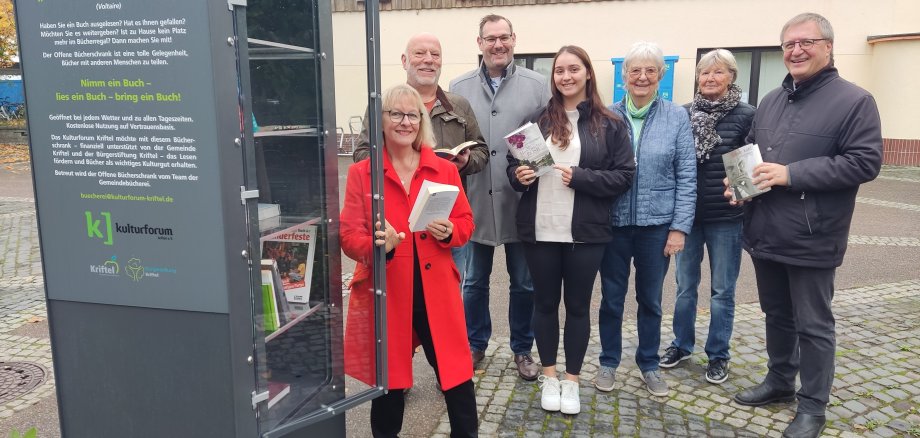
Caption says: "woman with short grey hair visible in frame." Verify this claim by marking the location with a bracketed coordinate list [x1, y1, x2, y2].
[659, 48, 755, 386]
[595, 41, 697, 397]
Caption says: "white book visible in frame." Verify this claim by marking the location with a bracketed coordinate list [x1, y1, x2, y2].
[504, 122, 556, 178]
[722, 144, 771, 202]
[408, 180, 460, 232]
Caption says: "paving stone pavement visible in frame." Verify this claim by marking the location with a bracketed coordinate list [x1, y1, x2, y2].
[0, 197, 53, 424]
[431, 279, 920, 438]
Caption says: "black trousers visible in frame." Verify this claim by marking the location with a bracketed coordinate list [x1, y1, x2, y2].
[752, 257, 836, 415]
[370, 254, 478, 438]
[523, 241, 606, 376]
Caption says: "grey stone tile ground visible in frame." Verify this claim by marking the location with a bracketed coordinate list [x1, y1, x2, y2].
[431, 279, 920, 437]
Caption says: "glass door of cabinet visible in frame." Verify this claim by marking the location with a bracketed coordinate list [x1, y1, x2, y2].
[230, 0, 386, 436]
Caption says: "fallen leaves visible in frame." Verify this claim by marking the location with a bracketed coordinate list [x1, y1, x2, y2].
[0, 143, 30, 164]
[26, 315, 45, 323]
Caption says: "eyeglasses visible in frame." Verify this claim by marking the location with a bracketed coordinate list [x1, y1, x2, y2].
[384, 110, 420, 124]
[781, 38, 828, 52]
[627, 67, 660, 79]
[481, 34, 513, 46]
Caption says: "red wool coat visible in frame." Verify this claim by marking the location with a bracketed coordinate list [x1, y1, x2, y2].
[340, 146, 474, 391]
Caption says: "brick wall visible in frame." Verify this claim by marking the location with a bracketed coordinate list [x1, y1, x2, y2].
[883, 138, 920, 166]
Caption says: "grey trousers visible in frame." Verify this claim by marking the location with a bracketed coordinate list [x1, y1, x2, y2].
[751, 257, 836, 415]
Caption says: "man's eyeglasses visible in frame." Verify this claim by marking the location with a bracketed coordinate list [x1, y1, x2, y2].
[628, 67, 660, 79]
[481, 34, 513, 46]
[781, 38, 828, 52]
[385, 110, 421, 124]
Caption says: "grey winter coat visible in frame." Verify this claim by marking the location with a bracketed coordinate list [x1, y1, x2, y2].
[450, 63, 551, 245]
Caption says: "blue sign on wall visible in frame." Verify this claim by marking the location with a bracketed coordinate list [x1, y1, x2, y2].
[611, 56, 679, 104]
[0, 80, 24, 104]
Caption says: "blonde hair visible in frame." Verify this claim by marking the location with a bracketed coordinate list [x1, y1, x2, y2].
[381, 84, 435, 150]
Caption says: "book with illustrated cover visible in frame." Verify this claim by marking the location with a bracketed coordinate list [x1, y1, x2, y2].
[722, 143, 771, 201]
[260, 222, 317, 303]
[504, 122, 555, 178]
[408, 179, 460, 232]
[434, 140, 481, 159]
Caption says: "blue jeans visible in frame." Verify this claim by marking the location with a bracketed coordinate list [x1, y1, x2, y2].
[598, 224, 670, 372]
[451, 243, 470, 290]
[463, 241, 535, 355]
[672, 220, 742, 361]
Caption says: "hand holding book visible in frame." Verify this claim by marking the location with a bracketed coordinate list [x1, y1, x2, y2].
[514, 165, 537, 186]
[722, 144, 771, 202]
[426, 218, 454, 241]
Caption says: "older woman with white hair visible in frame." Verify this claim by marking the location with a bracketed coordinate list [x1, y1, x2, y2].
[594, 41, 696, 397]
[659, 49, 755, 386]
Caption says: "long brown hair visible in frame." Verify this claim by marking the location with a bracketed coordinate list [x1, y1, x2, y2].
[540, 45, 619, 150]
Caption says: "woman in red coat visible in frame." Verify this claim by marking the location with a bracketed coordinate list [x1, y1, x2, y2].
[340, 84, 477, 437]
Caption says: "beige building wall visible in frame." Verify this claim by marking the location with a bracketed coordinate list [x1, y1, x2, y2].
[330, 0, 920, 140]
[869, 39, 920, 139]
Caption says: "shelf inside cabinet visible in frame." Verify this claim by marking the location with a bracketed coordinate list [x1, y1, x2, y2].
[254, 126, 319, 137]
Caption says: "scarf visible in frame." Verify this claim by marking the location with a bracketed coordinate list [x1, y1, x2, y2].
[690, 83, 741, 163]
[626, 92, 655, 119]
[625, 92, 656, 151]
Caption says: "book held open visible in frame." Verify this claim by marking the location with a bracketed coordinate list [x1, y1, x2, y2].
[722, 143, 771, 202]
[504, 122, 556, 178]
[434, 140, 481, 159]
[408, 179, 460, 232]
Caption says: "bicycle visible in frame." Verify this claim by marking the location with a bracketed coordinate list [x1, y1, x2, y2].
[0, 100, 25, 121]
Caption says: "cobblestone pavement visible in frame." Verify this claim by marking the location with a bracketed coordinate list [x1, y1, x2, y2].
[0, 196, 53, 425]
[435, 280, 920, 438]
[1, 167, 919, 437]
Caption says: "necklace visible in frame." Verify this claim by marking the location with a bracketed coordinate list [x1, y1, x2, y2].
[391, 150, 419, 190]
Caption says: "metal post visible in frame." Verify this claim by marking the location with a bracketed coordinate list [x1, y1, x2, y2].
[364, 0, 388, 392]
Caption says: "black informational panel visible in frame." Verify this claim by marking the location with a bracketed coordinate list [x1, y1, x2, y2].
[16, 0, 230, 313]
[16, 1, 257, 437]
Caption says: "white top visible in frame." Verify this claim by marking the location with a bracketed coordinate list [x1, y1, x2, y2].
[535, 110, 580, 242]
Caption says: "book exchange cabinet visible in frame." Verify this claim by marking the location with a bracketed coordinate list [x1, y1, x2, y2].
[17, 0, 386, 436]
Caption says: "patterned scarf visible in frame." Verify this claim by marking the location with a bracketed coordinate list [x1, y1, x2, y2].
[690, 83, 742, 163]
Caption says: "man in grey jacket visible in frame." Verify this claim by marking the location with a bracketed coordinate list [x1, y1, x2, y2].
[730, 13, 882, 438]
[449, 14, 550, 380]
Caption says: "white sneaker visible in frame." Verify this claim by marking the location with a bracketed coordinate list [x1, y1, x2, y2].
[559, 379, 581, 415]
[538, 375, 560, 411]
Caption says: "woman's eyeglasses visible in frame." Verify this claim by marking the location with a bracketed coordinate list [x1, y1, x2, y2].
[384, 110, 421, 124]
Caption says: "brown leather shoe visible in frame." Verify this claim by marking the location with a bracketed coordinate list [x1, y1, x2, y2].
[471, 350, 485, 365]
[514, 354, 539, 381]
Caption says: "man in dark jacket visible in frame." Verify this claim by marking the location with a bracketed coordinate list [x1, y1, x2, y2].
[730, 13, 882, 438]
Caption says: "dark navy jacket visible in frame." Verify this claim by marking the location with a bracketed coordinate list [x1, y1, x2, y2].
[683, 101, 756, 224]
[744, 67, 882, 268]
